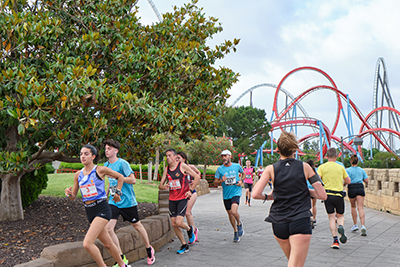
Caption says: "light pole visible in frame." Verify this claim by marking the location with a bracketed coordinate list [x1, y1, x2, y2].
[384, 157, 395, 169]
[340, 135, 363, 166]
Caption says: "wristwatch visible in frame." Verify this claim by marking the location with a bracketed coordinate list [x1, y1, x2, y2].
[115, 189, 122, 196]
[190, 189, 194, 193]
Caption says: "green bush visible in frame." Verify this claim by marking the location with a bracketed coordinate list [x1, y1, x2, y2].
[59, 162, 85, 169]
[20, 167, 48, 207]
[45, 163, 55, 174]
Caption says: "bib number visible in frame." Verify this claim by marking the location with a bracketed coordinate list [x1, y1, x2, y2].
[80, 183, 98, 198]
[169, 180, 181, 190]
[225, 177, 236, 186]
[246, 175, 251, 179]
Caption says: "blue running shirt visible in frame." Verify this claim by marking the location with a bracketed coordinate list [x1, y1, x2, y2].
[215, 163, 243, 199]
[105, 158, 137, 208]
[346, 166, 368, 184]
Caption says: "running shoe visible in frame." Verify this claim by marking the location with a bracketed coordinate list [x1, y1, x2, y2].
[351, 224, 359, 232]
[338, 226, 347, 244]
[361, 226, 367, 236]
[331, 242, 339, 249]
[233, 231, 240, 242]
[112, 255, 129, 267]
[147, 246, 155, 265]
[188, 225, 195, 244]
[245, 201, 248, 205]
[176, 244, 189, 254]
[248, 203, 251, 207]
[237, 222, 244, 237]
[194, 227, 199, 242]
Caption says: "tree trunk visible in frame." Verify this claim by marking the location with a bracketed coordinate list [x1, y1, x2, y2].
[0, 172, 24, 221]
[203, 164, 207, 180]
[148, 161, 152, 183]
[153, 148, 160, 181]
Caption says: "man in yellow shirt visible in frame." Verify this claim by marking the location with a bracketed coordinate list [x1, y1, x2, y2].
[318, 148, 351, 249]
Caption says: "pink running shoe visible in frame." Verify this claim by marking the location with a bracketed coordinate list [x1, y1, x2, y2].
[147, 246, 155, 265]
[194, 227, 199, 242]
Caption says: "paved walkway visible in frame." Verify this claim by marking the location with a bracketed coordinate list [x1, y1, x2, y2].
[133, 188, 400, 267]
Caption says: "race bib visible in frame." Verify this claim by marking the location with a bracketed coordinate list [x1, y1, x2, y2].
[246, 175, 251, 179]
[169, 179, 181, 190]
[225, 176, 236, 186]
[80, 183, 98, 198]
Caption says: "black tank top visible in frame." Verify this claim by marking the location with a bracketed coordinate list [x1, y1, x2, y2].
[265, 158, 311, 224]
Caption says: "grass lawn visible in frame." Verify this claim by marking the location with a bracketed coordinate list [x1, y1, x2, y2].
[41, 173, 160, 203]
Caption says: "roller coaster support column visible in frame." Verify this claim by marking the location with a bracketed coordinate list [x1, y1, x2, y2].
[318, 120, 330, 164]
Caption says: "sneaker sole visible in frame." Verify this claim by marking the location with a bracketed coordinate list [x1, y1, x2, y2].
[331, 245, 339, 249]
[177, 249, 189, 254]
[338, 227, 347, 244]
[233, 237, 240, 243]
[361, 229, 367, 236]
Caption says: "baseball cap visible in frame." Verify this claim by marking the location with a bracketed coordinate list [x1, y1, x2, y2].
[220, 149, 232, 156]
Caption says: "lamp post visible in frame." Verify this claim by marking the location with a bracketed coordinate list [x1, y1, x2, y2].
[384, 157, 395, 169]
[340, 135, 363, 166]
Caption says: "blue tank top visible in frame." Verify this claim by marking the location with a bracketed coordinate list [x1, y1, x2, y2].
[78, 166, 107, 202]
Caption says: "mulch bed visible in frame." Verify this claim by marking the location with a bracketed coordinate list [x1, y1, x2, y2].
[0, 195, 158, 267]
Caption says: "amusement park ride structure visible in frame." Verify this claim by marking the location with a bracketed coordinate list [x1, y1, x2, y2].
[229, 58, 400, 165]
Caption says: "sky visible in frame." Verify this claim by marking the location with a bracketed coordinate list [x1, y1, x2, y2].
[136, 0, 400, 150]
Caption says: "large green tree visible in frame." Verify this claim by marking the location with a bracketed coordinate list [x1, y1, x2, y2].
[0, 0, 239, 221]
[215, 106, 270, 157]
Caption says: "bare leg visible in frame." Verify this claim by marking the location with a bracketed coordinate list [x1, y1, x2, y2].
[327, 213, 338, 237]
[356, 195, 366, 226]
[311, 198, 317, 221]
[171, 216, 190, 245]
[185, 192, 197, 228]
[106, 219, 122, 254]
[97, 226, 126, 267]
[227, 203, 240, 231]
[336, 213, 345, 227]
[349, 198, 358, 226]
[131, 221, 151, 248]
[274, 236, 290, 259]
[287, 234, 311, 267]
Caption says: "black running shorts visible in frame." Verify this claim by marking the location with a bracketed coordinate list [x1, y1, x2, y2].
[272, 217, 312, 239]
[169, 199, 188, 218]
[223, 196, 240, 211]
[244, 183, 253, 192]
[324, 194, 345, 214]
[347, 183, 365, 198]
[84, 200, 111, 224]
[110, 204, 140, 223]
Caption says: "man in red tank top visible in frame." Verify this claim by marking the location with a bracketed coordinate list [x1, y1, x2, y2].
[159, 149, 200, 254]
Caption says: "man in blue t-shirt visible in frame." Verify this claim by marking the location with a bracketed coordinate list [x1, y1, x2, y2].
[103, 139, 155, 266]
[214, 150, 244, 242]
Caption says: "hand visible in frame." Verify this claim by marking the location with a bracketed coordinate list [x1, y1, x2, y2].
[237, 180, 243, 187]
[222, 175, 227, 182]
[185, 190, 192, 199]
[112, 194, 121, 202]
[65, 187, 72, 197]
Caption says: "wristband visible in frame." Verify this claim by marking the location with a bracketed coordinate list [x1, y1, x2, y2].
[115, 189, 122, 196]
[190, 189, 194, 193]
[263, 193, 268, 203]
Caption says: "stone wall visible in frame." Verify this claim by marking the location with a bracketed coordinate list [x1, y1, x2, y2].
[363, 168, 400, 215]
[15, 180, 210, 267]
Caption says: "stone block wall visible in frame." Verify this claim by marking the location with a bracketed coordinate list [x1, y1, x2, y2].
[363, 168, 400, 215]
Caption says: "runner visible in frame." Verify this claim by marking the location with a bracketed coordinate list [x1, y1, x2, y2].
[102, 139, 155, 266]
[65, 145, 131, 267]
[306, 159, 318, 229]
[214, 149, 245, 242]
[177, 151, 200, 243]
[243, 160, 255, 206]
[346, 154, 369, 236]
[253, 131, 327, 267]
[317, 148, 351, 249]
[159, 148, 200, 254]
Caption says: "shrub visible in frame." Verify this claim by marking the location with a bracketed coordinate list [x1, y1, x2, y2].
[45, 163, 55, 174]
[20, 167, 48, 207]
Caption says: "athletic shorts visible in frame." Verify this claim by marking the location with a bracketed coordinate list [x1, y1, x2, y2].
[110, 204, 140, 223]
[244, 183, 253, 192]
[223, 196, 240, 211]
[272, 217, 312, 239]
[84, 199, 111, 224]
[169, 199, 188, 217]
[348, 183, 365, 198]
[324, 195, 345, 214]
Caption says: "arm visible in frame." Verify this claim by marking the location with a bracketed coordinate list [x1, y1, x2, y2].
[65, 171, 80, 201]
[184, 164, 200, 191]
[124, 173, 136, 184]
[304, 163, 327, 200]
[97, 166, 124, 202]
[252, 165, 274, 200]
[213, 168, 226, 187]
[158, 167, 169, 190]
[344, 176, 351, 185]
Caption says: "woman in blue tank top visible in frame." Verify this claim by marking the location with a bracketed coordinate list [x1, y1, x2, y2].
[65, 145, 131, 267]
[253, 131, 327, 267]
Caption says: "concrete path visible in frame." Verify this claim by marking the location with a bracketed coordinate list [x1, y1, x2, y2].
[132, 188, 400, 267]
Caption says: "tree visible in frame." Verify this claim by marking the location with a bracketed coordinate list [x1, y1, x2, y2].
[215, 106, 270, 156]
[188, 136, 234, 179]
[0, 0, 239, 221]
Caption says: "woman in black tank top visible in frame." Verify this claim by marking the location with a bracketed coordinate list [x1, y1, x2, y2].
[253, 131, 327, 267]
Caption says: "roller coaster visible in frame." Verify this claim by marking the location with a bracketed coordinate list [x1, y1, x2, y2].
[229, 58, 400, 164]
